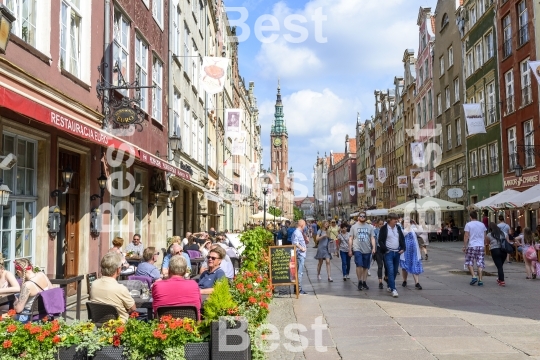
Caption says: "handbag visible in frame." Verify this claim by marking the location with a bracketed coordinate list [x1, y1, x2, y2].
[525, 246, 538, 261]
[500, 235, 514, 254]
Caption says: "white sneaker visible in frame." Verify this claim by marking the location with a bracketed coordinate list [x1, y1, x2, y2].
[392, 290, 399, 298]
[368, 270, 371, 276]
[346, 275, 350, 279]
[387, 287, 392, 292]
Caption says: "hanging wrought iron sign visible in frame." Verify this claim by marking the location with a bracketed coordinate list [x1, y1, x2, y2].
[96, 61, 155, 132]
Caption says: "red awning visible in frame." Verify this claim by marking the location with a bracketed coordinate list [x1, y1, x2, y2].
[138, 150, 191, 180]
[0, 86, 137, 157]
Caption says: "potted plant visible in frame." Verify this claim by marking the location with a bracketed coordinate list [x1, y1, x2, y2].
[55, 320, 99, 359]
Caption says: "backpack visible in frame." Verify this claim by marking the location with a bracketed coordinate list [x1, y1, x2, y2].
[525, 246, 538, 261]
[497, 233, 514, 254]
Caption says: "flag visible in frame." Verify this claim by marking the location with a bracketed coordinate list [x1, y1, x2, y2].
[349, 185, 356, 196]
[397, 176, 408, 188]
[357, 180, 364, 193]
[411, 142, 425, 166]
[225, 109, 242, 136]
[463, 104, 486, 135]
[367, 175, 375, 189]
[337, 192, 342, 201]
[232, 133, 246, 155]
[528, 60, 540, 84]
[327, 195, 332, 203]
[377, 168, 387, 183]
[200, 57, 229, 94]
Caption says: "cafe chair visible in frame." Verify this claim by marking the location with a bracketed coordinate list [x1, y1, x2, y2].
[451, 227, 459, 242]
[30, 288, 66, 321]
[128, 275, 153, 289]
[230, 257, 241, 271]
[156, 305, 198, 321]
[86, 302, 120, 328]
[441, 229, 449, 242]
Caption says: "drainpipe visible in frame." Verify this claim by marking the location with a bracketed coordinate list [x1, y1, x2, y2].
[167, 0, 175, 239]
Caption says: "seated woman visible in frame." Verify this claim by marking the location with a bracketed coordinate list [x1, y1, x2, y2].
[183, 236, 201, 252]
[12, 258, 52, 322]
[152, 255, 201, 318]
[0, 255, 20, 313]
[198, 247, 226, 294]
[109, 236, 134, 275]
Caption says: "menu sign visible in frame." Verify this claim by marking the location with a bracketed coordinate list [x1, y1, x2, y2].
[269, 246, 299, 299]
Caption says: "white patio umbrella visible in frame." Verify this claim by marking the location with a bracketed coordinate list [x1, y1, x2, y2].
[468, 189, 521, 211]
[249, 211, 275, 220]
[505, 184, 540, 209]
[389, 197, 464, 214]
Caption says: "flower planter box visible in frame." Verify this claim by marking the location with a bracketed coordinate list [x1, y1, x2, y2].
[55, 346, 87, 360]
[152, 343, 209, 360]
[92, 345, 125, 360]
[211, 319, 251, 360]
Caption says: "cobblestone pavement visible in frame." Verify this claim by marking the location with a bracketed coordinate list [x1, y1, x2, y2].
[268, 241, 540, 360]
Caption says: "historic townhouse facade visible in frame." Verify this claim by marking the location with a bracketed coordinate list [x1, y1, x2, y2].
[374, 95, 384, 209]
[461, 0, 503, 220]
[313, 154, 330, 220]
[433, 0, 468, 226]
[381, 90, 397, 209]
[356, 119, 367, 210]
[328, 136, 356, 219]
[393, 77, 406, 206]
[498, 0, 538, 228]
[402, 49, 417, 206]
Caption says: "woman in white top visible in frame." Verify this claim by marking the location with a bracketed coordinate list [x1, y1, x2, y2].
[13, 258, 52, 322]
[0, 255, 20, 313]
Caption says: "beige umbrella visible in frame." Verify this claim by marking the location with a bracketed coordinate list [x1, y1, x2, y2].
[389, 196, 464, 214]
[249, 211, 275, 220]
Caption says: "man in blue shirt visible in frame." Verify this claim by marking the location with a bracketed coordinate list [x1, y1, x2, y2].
[199, 246, 226, 294]
[291, 220, 308, 294]
[162, 243, 192, 278]
[135, 247, 161, 281]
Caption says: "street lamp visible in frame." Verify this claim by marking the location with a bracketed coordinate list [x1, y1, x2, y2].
[514, 163, 523, 178]
[51, 166, 75, 197]
[260, 169, 270, 227]
[0, 5, 16, 54]
[0, 179, 11, 206]
[91, 172, 108, 202]
[408, 193, 420, 222]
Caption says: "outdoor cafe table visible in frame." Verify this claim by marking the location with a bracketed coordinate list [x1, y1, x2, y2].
[133, 294, 209, 320]
[47, 274, 84, 320]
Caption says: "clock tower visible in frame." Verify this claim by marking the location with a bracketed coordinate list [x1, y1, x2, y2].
[270, 80, 292, 217]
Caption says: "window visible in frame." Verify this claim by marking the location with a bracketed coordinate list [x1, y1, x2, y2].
[456, 119, 462, 146]
[524, 120, 534, 167]
[503, 14, 512, 57]
[173, 6, 181, 55]
[505, 70, 514, 113]
[1, 134, 37, 270]
[447, 124, 452, 150]
[479, 147, 487, 175]
[422, 97, 427, 126]
[192, 115, 198, 159]
[475, 41, 483, 69]
[183, 25, 190, 74]
[172, 90, 181, 136]
[198, 124, 204, 164]
[60, 1, 82, 77]
[448, 46, 453, 67]
[192, 43, 198, 87]
[489, 142, 499, 173]
[478, 0, 485, 15]
[417, 104, 421, 125]
[183, 103, 190, 154]
[441, 170, 446, 186]
[518, 0, 528, 46]
[470, 5, 477, 26]
[508, 127, 517, 170]
[521, 59, 531, 106]
[439, 56, 445, 76]
[477, 89, 485, 125]
[470, 150, 478, 177]
[445, 86, 450, 109]
[457, 164, 463, 183]
[484, 31, 494, 59]
[487, 81, 496, 124]
[448, 167, 454, 185]
[423, 59, 428, 80]
[466, 51, 473, 77]
[437, 93, 442, 115]
[152, 0, 163, 26]
[418, 66, 423, 87]
[428, 91, 432, 120]
[421, 32, 427, 50]
[453, 78, 460, 103]
[6, 0, 36, 47]
[135, 36, 148, 112]
[152, 56, 163, 122]
[113, 9, 130, 94]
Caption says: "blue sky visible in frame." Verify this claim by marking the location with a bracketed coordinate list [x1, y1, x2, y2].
[226, 0, 437, 198]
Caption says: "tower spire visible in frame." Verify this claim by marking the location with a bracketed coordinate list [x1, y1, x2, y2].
[271, 80, 287, 135]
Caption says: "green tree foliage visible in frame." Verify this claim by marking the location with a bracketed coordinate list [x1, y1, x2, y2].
[268, 206, 282, 217]
[293, 206, 304, 221]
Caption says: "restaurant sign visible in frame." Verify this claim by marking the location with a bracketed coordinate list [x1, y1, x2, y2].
[112, 106, 137, 125]
[504, 171, 540, 189]
[139, 150, 191, 180]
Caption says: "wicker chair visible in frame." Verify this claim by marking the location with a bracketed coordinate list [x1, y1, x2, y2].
[156, 305, 198, 321]
[86, 302, 120, 328]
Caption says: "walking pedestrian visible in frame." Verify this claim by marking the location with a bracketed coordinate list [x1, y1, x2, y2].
[337, 223, 351, 281]
[291, 220, 308, 294]
[486, 222, 508, 286]
[378, 213, 406, 298]
[314, 221, 333, 282]
[328, 220, 339, 256]
[348, 212, 376, 290]
[373, 219, 386, 289]
[463, 210, 487, 286]
[400, 219, 423, 290]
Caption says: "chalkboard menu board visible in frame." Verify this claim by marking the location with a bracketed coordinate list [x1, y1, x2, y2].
[269, 245, 298, 299]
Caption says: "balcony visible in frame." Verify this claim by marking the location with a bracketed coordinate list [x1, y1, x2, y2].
[521, 84, 532, 106]
[518, 24, 529, 47]
[503, 38, 512, 58]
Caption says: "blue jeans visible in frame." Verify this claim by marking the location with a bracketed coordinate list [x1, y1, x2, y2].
[297, 255, 305, 290]
[384, 251, 401, 291]
[340, 251, 351, 276]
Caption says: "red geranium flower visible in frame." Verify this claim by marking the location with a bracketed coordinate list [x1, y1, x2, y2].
[2, 340, 12, 348]
[6, 309, 16, 317]
[248, 297, 257, 304]
[52, 335, 61, 344]
[129, 311, 139, 319]
[6, 324, 16, 333]
[116, 326, 125, 335]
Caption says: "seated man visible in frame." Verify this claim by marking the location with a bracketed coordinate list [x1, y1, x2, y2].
[90, 252, 136, 322]
[199, 244, 234, 279]
[135, 247, 161, 281]
[125, 234, 144, 256]
[199, 247, 226, 294]
[152, 255, 201, 318]
[162, 243, 191, 278]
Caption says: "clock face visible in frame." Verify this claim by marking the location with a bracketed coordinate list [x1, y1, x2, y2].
[273, 138, 282, 147]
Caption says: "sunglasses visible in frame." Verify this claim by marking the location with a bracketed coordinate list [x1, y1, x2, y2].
[207, 256, 220, 260]
[154, 252, 160, 256]
[359, 216, 366, 218]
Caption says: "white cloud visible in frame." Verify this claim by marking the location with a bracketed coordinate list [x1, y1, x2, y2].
[256, 41, 322, 79]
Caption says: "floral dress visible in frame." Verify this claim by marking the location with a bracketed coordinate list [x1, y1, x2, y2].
[400, 231, 424, 275]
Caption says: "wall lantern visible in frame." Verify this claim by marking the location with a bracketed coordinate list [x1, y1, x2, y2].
[514, 163, 523, 178]
[91, 172, 108, 201]
[47, 206, 61, 237]
[169, 133, 181, 153]
[90, 207, 102, 237]
[51, 166, 75, 197]
[129, 193, 136, 205]
[0, 179, 12, 206]
[0, 5, 15, 54]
